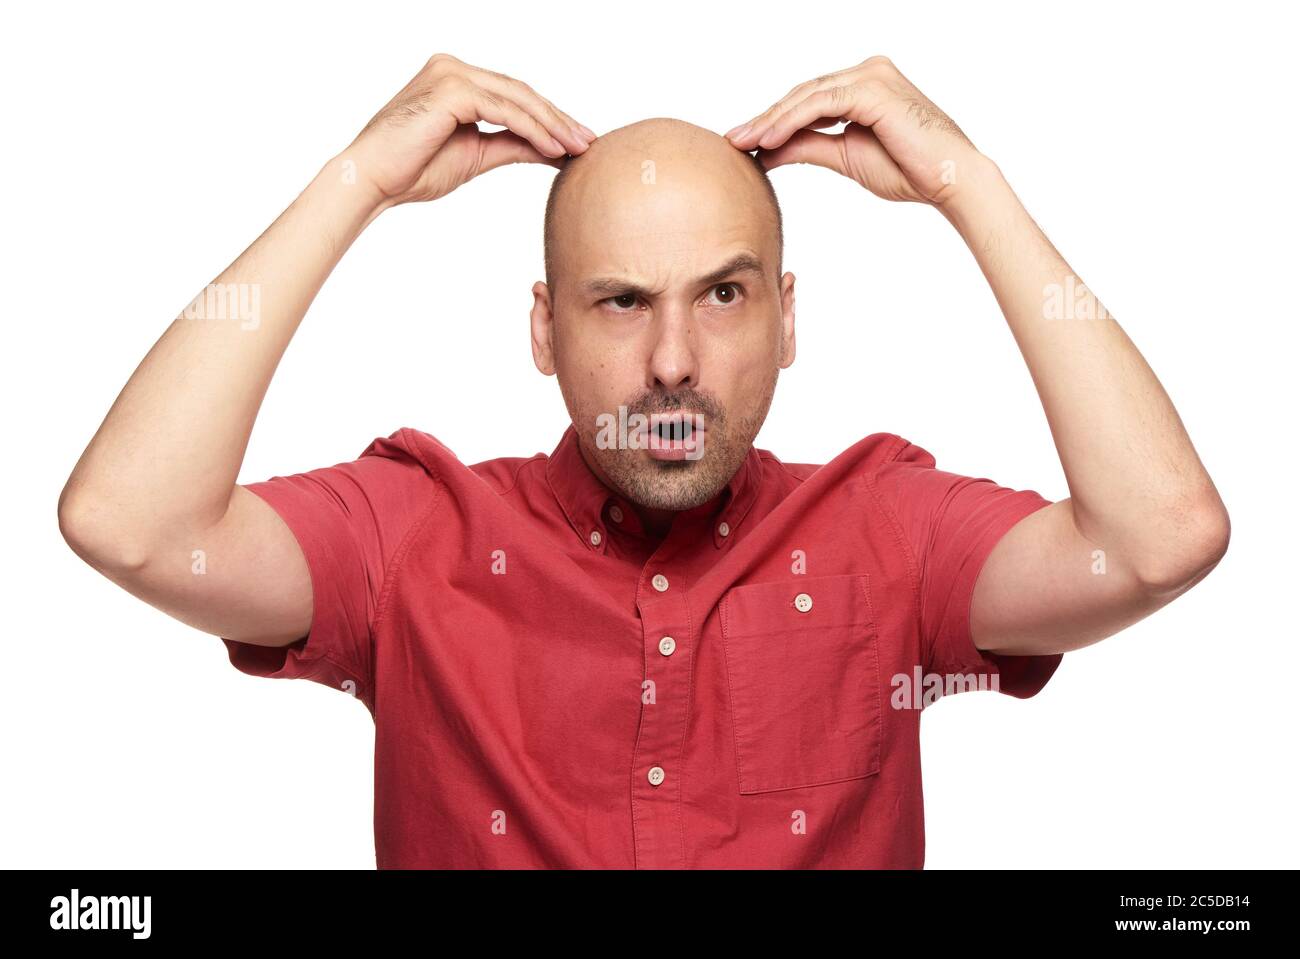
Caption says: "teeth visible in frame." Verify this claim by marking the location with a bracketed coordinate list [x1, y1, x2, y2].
[657, 419, 690, 441]
[649, 413, 702, 443]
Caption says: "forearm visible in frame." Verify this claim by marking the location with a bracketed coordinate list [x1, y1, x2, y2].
[60, 149, 388, 565]
[942, 158, 1229, 586]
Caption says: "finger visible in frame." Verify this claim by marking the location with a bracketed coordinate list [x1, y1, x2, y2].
[849, 123, 897, 168]
[756, 85, 876, 151]
[756, 129, 847, 175]
[728, 112, 839, 145]
[762, 124, 899, 187]
[479, 129, 566, 172]
[467, 69, 593, 154]
[450, 82, 568, 158]
[725, 71, 848, 146]
[538, 93, 597, 144]
[724, 98, 789, 147]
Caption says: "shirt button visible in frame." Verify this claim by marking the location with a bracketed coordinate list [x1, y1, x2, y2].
[589, 529, 602, 546]
[658, 636, 676, 657]
[652, 573, 669, 592]
[718, 521, 730, 537]
[647, 766, 666, 786]
[794, 592, 813, 613]
[609, 505, 624, 523]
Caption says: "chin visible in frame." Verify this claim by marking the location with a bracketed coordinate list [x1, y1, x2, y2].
[615, 458, 729, 512]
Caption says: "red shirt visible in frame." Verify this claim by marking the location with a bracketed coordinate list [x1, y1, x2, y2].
[223, 425, 1062, 868]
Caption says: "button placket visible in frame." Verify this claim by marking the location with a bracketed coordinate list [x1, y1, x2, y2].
[630, 572, 691, 869]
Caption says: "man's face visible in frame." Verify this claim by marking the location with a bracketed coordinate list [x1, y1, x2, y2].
[531, 119, 796, 516]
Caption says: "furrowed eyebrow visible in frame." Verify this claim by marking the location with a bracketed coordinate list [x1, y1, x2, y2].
[582, 252, 767, 299]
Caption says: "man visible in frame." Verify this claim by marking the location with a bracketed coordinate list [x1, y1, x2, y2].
[58, 53, 1229, 868]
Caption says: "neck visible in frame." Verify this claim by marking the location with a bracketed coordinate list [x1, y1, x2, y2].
[633, 503, 677, 539]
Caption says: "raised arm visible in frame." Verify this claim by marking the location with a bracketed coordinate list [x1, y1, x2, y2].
[58, 53, 594, 646]
[726, 56, 1229, 657]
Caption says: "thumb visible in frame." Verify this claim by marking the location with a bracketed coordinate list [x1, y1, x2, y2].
[479, 129, 566, 173]
[757, 129, 847, 175]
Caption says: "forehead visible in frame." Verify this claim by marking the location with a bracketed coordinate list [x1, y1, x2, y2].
[556, 145, 777, 287]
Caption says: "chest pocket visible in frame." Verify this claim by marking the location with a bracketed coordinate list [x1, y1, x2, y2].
[719, 573, 882, 794]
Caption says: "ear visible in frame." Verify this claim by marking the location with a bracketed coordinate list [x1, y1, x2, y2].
[530, 280, 557, 376]
[778, 271, 796, 369]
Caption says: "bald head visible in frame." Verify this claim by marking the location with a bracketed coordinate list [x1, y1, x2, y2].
[542, 118, 782, 296]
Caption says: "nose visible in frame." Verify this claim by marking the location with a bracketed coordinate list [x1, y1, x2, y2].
[645, 306, 698, 394]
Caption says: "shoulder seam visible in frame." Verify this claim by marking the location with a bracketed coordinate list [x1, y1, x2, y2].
[862, 435, 924, 658]
[876, 433, 911, 474]
[369, 428, 448, 644]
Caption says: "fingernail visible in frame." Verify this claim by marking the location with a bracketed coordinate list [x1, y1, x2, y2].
[578, 124, 597, 140]
[729, 123, 753, 141]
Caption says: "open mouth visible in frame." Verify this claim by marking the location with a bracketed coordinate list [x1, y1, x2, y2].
[645, 412, 706, 460]
[649, 412, 701, 444]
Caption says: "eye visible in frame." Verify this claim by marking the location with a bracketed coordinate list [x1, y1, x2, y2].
[704, 282, 743, 306]
[603, 293, 641, 312]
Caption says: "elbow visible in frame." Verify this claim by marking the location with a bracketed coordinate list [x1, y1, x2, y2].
[1133, 496, 1231, 594]
[57, 485, 152, 575]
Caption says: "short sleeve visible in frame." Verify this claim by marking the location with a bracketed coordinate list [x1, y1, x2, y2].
[873, 437, 1062, 699]
[220, 430, 439, 708]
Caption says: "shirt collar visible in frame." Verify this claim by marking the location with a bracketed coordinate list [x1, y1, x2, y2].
[545, 423, 763, 553]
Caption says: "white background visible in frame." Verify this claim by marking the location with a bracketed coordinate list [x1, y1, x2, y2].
[3, 0, 1295, 868]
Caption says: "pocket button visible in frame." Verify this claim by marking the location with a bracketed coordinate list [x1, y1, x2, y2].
[794, 592, 813, 613]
